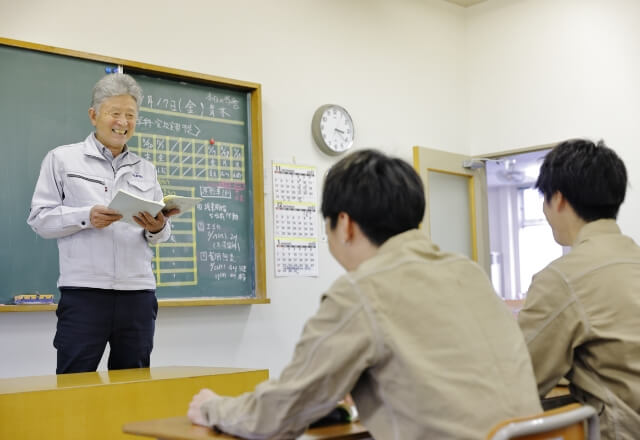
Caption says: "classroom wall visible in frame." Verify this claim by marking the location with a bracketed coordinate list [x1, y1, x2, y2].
[0, 0, 467, 379]
[466, 0, 640, 243]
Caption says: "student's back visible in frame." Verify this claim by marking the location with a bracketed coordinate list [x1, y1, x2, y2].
[519, 219, 640, 438]
[344, 229, 542, 439]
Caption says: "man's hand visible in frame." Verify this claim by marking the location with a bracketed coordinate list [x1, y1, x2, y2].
[162, 208, 181, 218]
[133, 208, 181, 233]
[90, 205, 123, 228]
[188, 388, 219, 427]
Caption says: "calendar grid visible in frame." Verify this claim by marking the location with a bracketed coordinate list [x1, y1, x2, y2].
[272, 162, 319, 277]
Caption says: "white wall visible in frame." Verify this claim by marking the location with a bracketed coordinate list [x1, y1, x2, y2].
[0, 0, 467, 379]
[466, 0, 640, 242]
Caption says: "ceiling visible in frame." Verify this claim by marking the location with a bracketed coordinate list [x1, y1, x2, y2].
[442, 0, 488, 7]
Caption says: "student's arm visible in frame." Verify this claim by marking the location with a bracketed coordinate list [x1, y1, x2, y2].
[27, 151, 94, 239]
[517, 266, 588, 397]
[195, 276, 382, 439]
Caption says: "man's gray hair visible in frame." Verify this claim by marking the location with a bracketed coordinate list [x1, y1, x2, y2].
[91, 73, 143, 113]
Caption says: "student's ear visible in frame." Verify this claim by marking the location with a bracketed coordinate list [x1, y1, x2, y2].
[337, 212, 355, 244]
[555, 192, 570, 212]
[345, 215, 356, 243]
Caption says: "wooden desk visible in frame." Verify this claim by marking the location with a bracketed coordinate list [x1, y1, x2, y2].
[123, 416, 370, 440]
[0, 366, 268, 440]
[545, 385, 570, 399]
[542, 385, 574, 410]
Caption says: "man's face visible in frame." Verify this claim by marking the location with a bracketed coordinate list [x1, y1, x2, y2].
[89, 94, 137, 153]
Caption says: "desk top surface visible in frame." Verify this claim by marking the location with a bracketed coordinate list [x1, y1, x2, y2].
[545, 385, 570, 398]
[123, 416, 370, 440]
[0, 366, 267, 395]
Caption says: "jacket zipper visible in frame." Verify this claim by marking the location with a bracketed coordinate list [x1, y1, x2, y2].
[67, 173, 108, 192]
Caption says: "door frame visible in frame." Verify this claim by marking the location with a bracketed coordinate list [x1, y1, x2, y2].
[413, 141, 558, 276]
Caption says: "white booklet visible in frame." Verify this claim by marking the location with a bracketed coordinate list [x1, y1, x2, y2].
[162, 194, 203, 213]
[108, 189, 202, 225]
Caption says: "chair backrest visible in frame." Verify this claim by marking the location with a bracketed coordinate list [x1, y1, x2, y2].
[486, 403, 600, 440]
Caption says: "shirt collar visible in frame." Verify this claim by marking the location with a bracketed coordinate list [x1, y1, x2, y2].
[91, 133, 129, 162]
[84, 133, 139, 167]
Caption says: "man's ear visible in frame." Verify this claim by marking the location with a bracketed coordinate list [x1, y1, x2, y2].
[88, 108, 97, 127]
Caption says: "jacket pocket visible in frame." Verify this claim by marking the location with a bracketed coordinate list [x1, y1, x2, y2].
[127, 178, 156, 197]
[62, 172, 108, 205]
[58, 229, 102, 275]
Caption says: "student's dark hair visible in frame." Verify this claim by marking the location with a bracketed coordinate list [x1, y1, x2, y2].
[321, 149, 425, 246]
[535, 138, 627, 221]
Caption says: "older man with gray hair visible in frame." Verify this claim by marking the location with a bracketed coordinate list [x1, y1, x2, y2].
[28, 73, 178, 374]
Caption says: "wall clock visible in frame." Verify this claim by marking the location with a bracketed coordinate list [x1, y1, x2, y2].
[311, 104, 355, 155]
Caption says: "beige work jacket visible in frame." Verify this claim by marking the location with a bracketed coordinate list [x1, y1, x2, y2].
[518, 219, 640, 440]
[202, 229, 541, 439]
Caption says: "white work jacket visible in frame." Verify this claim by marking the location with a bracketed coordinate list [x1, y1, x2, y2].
[27, 133, 170, 290]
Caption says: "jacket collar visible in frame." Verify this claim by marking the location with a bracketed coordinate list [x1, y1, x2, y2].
[354, 229, 439, 274]
[376, 229, 437, 256]
[575, 219, 621, 245]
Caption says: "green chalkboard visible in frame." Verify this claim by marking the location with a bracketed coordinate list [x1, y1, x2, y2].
[0, 39, 266, 308]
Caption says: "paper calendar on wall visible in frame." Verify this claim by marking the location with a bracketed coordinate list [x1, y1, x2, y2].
[272, 162, 319, 277]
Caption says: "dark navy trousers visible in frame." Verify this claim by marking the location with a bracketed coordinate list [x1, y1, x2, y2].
[54, 288, 158, 374]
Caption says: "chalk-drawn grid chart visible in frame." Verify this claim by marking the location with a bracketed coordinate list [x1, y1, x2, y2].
[129, 132, 245, 287]
[131, 134, 245, 184]
[153, 185, 199, 287]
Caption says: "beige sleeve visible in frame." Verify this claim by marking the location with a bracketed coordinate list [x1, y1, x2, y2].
[200, 277, 381, 439]
[517, 267, 587, 397]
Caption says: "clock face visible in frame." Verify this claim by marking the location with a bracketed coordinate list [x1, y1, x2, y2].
[312, 105, 354, 155]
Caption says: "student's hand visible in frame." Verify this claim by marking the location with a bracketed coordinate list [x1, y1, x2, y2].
[341, 393, 355, 407]
[133, 210, 168, 233]
[90, 205, 123, 228]
[188, 388, 219, 427]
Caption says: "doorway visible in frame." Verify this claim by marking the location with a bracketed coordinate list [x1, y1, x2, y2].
[486, 149, 564, 300]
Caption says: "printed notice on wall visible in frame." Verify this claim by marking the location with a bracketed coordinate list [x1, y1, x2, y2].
[272, 162, 319, 277]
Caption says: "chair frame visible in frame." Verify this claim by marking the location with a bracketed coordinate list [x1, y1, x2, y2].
[488, 404, 600, 440]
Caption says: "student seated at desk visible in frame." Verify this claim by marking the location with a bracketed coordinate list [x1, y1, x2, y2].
[517, 139, 640, 439]
[189, 149, 542, 439]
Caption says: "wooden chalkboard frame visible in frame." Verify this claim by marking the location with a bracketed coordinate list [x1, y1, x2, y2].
[0, 37, 268, 311]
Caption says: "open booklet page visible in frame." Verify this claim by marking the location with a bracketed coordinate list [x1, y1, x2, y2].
[162, 194, 202, 214]
[108, 189, 164, 226]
